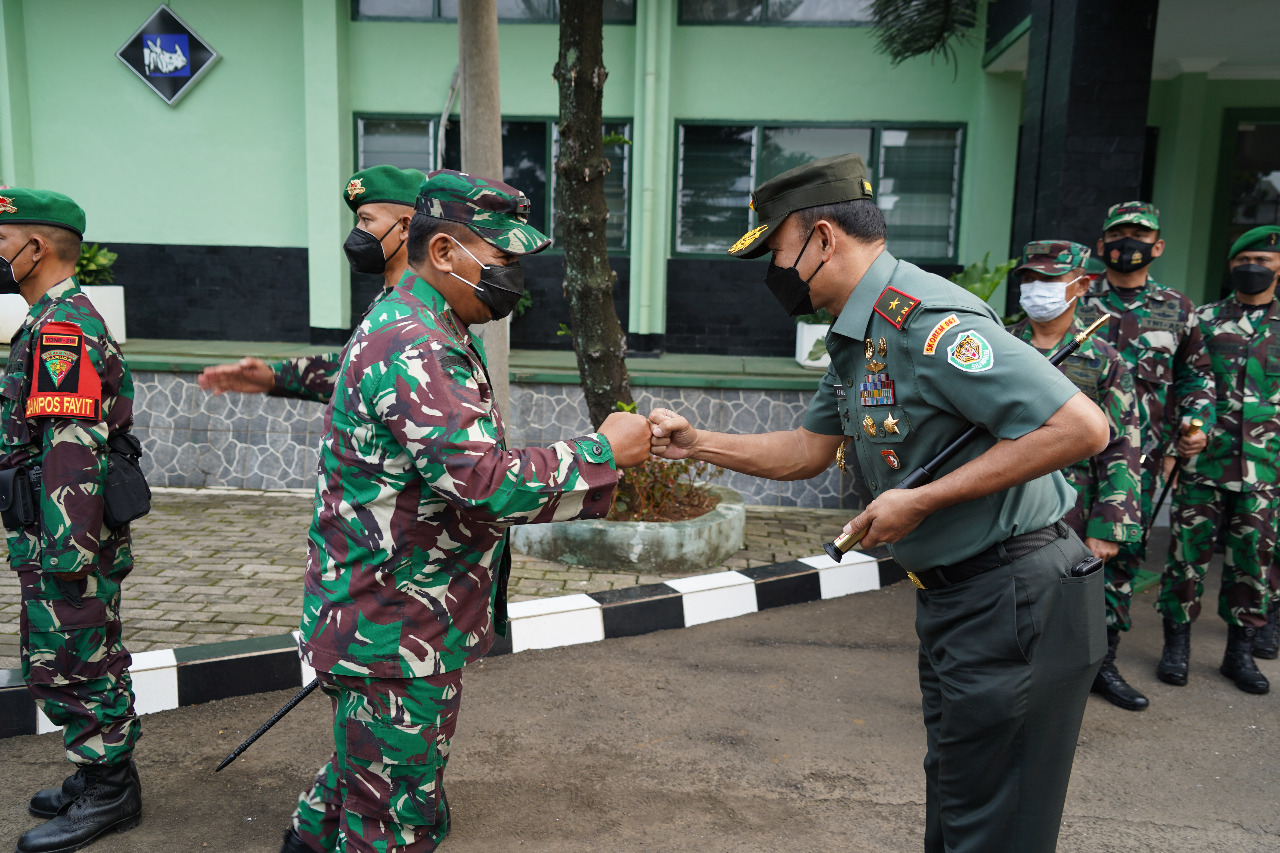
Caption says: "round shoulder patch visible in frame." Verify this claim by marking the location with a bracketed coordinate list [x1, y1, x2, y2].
[946, 330, 994, 373]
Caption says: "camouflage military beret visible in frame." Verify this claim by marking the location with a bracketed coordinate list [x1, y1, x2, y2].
[1102, 201, 1159, 232]
[729, 153, 875, 260]
[1015, 239, 1091, 277]
[0, 188, 85, 237]
[1228, 225, 1280, 259]
[416, 169, 550, 256]
[343, 165, 426, 213]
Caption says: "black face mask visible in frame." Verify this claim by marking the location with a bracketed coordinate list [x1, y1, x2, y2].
[765, 228, 825, 317]
[1101, 237, 1155, 275]
[343, 221, 403, 275]
[1231, 263, 1278, 296]
[448, 237, 526, 320]
[0, 240, 35, 295]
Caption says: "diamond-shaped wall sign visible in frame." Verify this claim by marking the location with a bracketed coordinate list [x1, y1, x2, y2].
[117, 4, 219, 106]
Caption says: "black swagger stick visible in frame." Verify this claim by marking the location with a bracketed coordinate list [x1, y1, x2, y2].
[215, 678, 321, 772]
[824, 315, 1110, 562]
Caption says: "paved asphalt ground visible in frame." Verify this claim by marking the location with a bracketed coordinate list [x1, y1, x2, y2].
[3, 541, 1277, 852]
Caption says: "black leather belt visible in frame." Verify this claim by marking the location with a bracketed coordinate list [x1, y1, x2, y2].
[907, 521, 1069, 590]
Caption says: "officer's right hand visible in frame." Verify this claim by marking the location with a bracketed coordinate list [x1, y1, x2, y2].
[197, 357, 275, 395]
[648, 408, 698, 460]
[599, 412, 652, 468]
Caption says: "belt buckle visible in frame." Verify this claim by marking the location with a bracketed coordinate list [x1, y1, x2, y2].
[906, 571, 927, 590]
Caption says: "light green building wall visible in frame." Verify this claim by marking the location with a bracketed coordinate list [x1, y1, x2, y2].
[1147, 76, 1280, 305]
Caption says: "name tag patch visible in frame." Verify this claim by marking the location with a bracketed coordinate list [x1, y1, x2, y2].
[26, 321, 101, 420]
[947, 330, 995, 373]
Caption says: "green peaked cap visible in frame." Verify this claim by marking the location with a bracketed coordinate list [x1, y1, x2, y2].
[1015, 240, 1091, 276]
[729, 153, 875, 260]
[0, 188, 86, 236]
[1228, 225, 1280, 259]
[343, 165, 426, 213]
[416, 169, 550, 256]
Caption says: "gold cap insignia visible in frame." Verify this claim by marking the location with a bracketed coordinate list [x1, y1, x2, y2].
[729, 223, 769, 254]
[862, 179, 873, 197]
[345, 178, 366, 201]
[0, 196, 16, 214]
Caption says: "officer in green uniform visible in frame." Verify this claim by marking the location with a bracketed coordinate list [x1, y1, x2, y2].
[1007, 240, 1147, 710]
[0, 190, 143, 851]
[650, 154, 1110, 853]
[197, 165, 423, 401]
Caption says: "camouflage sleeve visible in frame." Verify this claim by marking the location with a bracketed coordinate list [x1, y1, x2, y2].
[269, 353, 342, 403]
[1171, 309, 1217, 439]
[1086, 358, 1142, 544]
[369, 338, 617, 524]
[37, 343, 112, 575]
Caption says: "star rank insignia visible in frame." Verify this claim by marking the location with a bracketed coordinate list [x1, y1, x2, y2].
[883, 413, 900, 434]
[873, 286, 921, 330]
[345, 178, 367, 200]
[0, 196, 16, 214]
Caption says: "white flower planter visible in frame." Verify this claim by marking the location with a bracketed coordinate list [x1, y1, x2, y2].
[795, 322, 831, 370]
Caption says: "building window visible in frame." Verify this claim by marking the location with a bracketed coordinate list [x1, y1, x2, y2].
[679, 0, 873, 25]
[356, 115, 631, 253]
[675, 122, 961, 261]
[353, 0, 636, 23]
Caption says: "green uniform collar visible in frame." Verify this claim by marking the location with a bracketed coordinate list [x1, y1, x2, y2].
[830, 249, 897, 341]
[26, 278, 80, 321]
[397, 268, 473, 341]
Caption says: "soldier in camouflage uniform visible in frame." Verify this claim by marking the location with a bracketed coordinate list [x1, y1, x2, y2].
[1156, 225, 1280, 694]
[0, 190, 143, 852]
[1076, 201, 1216, 680]
[1008, 240, 1147, 710]
[198, 165, 424, 402]
[278, 171, 652, 853]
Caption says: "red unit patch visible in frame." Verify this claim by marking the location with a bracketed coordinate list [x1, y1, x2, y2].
[26, 321, 101, 421]
[873, 286, 920, 330]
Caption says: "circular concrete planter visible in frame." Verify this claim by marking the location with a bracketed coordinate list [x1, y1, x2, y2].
[510, 486, 745, 574]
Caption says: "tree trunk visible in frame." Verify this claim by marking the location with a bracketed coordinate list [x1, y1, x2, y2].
[554, 0, 634, 429]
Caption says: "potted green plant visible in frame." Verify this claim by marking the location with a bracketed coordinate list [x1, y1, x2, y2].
[794, 307, 834, 370]
[75, 243, 127, 342]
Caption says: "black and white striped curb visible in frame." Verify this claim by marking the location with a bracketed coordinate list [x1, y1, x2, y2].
[2, 549, 903, 739]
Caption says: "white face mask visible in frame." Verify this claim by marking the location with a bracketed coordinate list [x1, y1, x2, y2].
[1019, 276, 1084, 322]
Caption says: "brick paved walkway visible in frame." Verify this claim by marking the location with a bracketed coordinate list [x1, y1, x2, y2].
[0, 489, 853, 670]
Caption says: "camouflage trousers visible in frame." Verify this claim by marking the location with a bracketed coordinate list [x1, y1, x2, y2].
[17, 567, 140, 765]
[1092, 466, 1161, 631]
[1158, 480, 1276, 628]
[293, 668, 462, 853]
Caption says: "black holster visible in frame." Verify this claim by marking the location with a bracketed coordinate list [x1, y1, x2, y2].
[0, 467, 38, 530]
[103, 432, 151, 530]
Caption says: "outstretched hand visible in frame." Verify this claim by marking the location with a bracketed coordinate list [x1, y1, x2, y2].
[197, 357, 275, 395]
[648, 408, 698, 460]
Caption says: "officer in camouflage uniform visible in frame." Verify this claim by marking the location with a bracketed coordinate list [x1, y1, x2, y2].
[198, 165, 424, 402]
[1007, 240, 1146, 710]
[0, 190, 143, 852]
[279, 171, 652, 853]
[1156, 225, 1280, 694]
[652, 155, 1110, 853]
[1076, 201, 1216, 678]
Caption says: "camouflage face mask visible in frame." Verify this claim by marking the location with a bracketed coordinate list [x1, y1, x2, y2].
[447, 236, 526, 321]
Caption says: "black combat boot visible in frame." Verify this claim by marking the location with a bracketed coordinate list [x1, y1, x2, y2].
[28, 766, 89, 819]
[16, 761, 141, 853]
[1253, 598, 1279, 660]
[1221, 624, 1271, 694]
[280, 828, 317, 853]
[1091, 628, 1149, 710]
[1156, 617, 1191, 686]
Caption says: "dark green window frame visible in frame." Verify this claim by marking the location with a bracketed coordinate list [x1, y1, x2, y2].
[352, 0, 637, 24]
[673, 120, 965, 265]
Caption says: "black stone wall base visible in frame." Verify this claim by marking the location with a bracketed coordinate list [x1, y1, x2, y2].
[109, 243, 310, 342]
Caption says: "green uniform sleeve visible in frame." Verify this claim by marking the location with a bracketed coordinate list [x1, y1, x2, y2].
[269, 352, 342, 403]
[801, 363, 845, 436]
[1085, 357, 1142, 543]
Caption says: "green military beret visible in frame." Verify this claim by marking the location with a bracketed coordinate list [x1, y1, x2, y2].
[343, 165, 427, 213]
[416, 169, 550, 256]
[0, 188, 86, 237]
[728, 153, 875, 259]
[1228, 225, 1280, 259]
[1102, 200, 1159, 232]
[1014, 239, 1092, 277]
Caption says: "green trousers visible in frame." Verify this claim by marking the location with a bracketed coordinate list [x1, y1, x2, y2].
[293, 668, 462, 853]
[916, 529, 1105, 853]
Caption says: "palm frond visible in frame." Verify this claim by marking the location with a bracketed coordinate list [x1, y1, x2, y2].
[870, 0, 979, 68]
